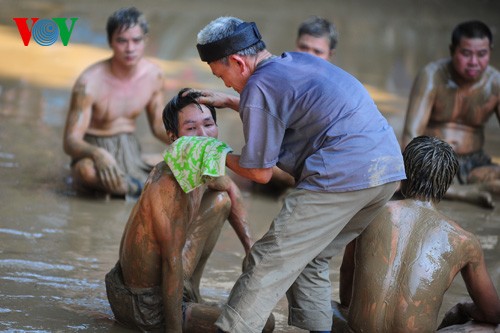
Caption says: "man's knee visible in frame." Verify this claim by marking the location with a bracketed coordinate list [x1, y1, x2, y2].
[468, 166, 500, 183]
[212, 191, 231, 215]
[72, 158, 96, 183]
[197, 191, 231, 228]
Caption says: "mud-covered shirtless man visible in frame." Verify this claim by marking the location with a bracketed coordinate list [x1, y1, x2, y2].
[334, 136, 500, 333]
[402, 20, 500, 208]
[105, 89, 275, 332]
[63, 7, 169, 197]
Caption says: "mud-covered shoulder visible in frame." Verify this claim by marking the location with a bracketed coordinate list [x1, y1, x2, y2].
[144, 58, 165, 83]
[72, 59, 110, 95]
[144, 161, 205, 197]
[484, 65, 500, 95]
[145, 161, 173, 184]
[419, 58, 450, 86]
[206, 175, 233, 192]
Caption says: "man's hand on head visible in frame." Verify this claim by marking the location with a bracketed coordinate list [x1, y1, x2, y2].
[182, 89, 240, 111]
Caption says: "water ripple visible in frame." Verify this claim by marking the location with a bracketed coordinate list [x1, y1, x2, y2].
[0, 259, 73, 271]
[16, 272, 99, 289]
[0, 161, 18, 168]
[0, 150, 17, 168]
[0, 152, 15, 159]
[0, 228, 43, 239]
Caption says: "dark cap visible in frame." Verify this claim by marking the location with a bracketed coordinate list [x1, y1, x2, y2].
[196, 22, 264, 63]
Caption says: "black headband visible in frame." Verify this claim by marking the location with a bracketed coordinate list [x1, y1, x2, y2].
[196, 22, 264, 63]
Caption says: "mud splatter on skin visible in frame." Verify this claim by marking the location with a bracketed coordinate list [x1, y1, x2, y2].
[1, 1, 499, 331]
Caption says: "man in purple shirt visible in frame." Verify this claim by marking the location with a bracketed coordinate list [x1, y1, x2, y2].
[193, 16, 405, 333]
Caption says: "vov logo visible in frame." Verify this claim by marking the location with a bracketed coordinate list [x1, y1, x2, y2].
[13, 17, 78, 46]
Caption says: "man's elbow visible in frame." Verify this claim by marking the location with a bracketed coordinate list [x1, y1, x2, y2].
[485, 306, 500, 325]
[253, 169, 273, 184]
[63, 138, 73, 155]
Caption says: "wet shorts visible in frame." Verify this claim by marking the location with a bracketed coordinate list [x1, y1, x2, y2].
[456, 150, 496, 184]
[105, 262, 187, 331]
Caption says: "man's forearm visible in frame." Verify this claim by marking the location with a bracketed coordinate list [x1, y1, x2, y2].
[64, 136, 99, 161]
[225, 94, 240, 111]
[226, 182, 253, 253]
[162, 268, 184, 332]
[228, 215, 252, 254]
[226, 154, 272, 184]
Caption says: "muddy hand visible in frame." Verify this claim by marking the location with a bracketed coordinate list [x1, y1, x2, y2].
[94, 148, 127, 194]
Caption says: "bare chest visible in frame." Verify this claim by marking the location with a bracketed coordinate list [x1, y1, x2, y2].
[91, 77, 156, 121]
[432, 84, 498, 126]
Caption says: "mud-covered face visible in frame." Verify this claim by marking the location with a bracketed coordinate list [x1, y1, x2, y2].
[451, 37, 490, 83]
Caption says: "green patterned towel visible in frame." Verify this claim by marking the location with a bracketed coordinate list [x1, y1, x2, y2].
[163, 136, 233, 193]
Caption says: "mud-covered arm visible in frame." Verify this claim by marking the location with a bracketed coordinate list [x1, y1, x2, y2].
[339, 240, 356, 307]
[438, 237, 500, 329]
[145, 71, 171, 144]
[63, 78, 124, 191]
[401, 67, 437, 149]
[208, 176, 253, 254]
[150, 183, 187, 332]
[63, 79, 96, 160]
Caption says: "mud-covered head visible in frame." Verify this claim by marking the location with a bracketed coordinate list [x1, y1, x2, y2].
[401, 136, 458, 203]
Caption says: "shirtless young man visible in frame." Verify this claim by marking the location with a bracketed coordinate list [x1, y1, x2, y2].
[334, 136, 500, 332]
[401, 20, 500, 208]
[295, 16, 338, 62]
[105, 89, 274, 332]
[63, 7, 169, 197]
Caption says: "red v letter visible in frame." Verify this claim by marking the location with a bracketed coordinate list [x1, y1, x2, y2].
[13, 18, 39, 46]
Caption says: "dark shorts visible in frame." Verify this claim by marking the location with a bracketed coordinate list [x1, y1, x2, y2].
[105, 262, 187, 332]
[456, 150, 496, 184]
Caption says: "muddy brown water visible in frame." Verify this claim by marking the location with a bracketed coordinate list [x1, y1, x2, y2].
[0, 0, 499, 332]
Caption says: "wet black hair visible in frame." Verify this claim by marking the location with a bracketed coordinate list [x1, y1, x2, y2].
[162, 88, 217, 137]
[106, 7, 149, 45]
[400, 136, 458, 203]
[450, 20, 493, 53]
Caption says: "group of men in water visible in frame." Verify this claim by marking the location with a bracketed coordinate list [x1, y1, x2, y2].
[62, 7, 500, 333]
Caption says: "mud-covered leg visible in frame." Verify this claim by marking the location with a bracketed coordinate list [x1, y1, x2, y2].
[445, 183, 494, 209]
[183, 190, 230, 302]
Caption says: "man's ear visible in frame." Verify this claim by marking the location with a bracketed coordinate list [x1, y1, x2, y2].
[329, 49, 335, 60]
[166, 131, 177, 145]
[228, 54, 248, 75]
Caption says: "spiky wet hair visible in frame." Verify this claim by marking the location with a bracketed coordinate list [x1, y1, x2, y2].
[401, 136, 458, 203]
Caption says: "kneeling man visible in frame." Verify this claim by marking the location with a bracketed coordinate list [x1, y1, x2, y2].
[105, 89, 274, 332]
